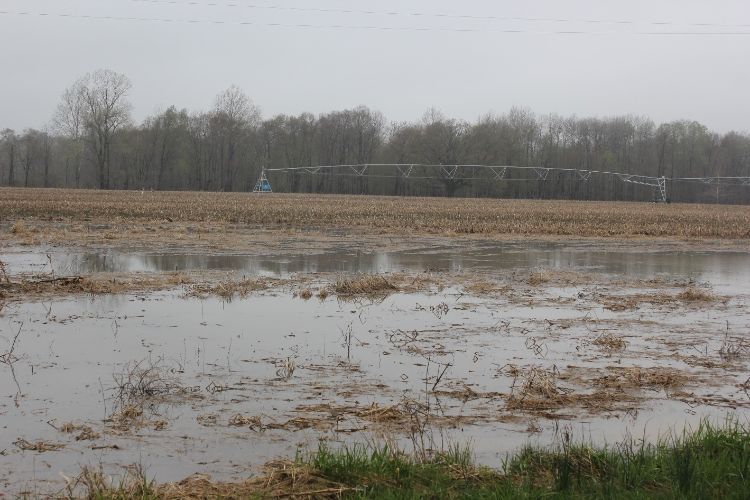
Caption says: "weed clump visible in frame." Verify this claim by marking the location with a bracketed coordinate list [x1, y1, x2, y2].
[527, 272, 550, 286]
[334, 275, 397, 296]
[677, 286, 717, 302]
[186, 278, 268, 300]
[592, 332, 627, 351]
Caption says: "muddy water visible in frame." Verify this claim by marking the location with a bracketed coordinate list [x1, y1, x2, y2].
[4, 242, 750, 292]
[1, 243, 750, 492]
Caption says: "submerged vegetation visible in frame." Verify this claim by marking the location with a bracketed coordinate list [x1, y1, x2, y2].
[71, 420, 750, 499]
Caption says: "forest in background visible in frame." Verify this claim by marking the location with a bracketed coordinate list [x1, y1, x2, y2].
[1, 69, 749, 203]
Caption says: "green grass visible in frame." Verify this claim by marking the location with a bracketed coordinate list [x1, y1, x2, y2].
[76, 419, 750, 499]
[306, 419, 750, 499]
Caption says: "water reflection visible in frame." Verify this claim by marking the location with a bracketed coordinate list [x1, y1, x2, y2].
[47, 244, 750, 285]
[4, 242, 749, 290]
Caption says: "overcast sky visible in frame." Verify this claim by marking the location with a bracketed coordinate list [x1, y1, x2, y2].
[1, 0, 749, 132]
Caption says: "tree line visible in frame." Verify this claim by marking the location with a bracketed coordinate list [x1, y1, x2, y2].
[1, 69, 748, 203]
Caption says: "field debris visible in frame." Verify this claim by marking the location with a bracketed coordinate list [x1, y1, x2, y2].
[464, 280, 509, 296]
[14, 438, 65, 452]
[592, 332, 627, 351]
[506, 365, 572, 409]
[274, 357, 297, 380]
[228, 414, 263, 430]
[527, 272, 550, 286]
[719, 332, 749, 362]
[677, 286, 718, 302]
[0, 268, 192, 301]
[601, 292, 675, 311]
[150, 459, 353, 499]
[112, 357, 189, 405]
[4, 189, 750, 239]
[334, 274, 398, 296]
[0, 259, 9, 283]
[594, 367, 690, 391]
[53, 422, 101, 441]
[107, 405, 145, 431]
[185, 277, 270, 300]
[64, 465, 153, 499]
[197, 414, 219, 427]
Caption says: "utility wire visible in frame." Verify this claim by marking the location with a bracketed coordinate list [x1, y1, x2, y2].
[127, 0, 750, 29]
[2, 9, 750, 35]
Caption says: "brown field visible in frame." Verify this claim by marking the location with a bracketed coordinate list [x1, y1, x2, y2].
[2, 187, 750, 494]
[2, 187, 749, 240]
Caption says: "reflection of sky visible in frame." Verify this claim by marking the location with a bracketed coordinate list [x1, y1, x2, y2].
[3, 244, 749, 292]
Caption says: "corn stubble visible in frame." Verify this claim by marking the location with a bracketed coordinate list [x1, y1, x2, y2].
[2, 188, 749, 238]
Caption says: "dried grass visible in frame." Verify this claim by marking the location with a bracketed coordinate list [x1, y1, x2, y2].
[293, 401, 414, 428]
[65, 465, 153, 499]
[503, 365, 640, 414]
[334, 275, 398, 296]
[594, 367, 690, 390]
[592, 332, 627, 351]
[107, 404, 145, 431]
[154, 460, 351, 499]
[196, 414, 218, 427]
[719, 333, 749, 361]
[677, 287, 718, 302]
[186, 278, 268, 300]
[14, 438, 65, 452]
[602, 292, 675, 311]
[0, 259, 9, 284]
[603, 286, 720, 311]
[228, 414, 263, 430]
[527, 272, 550, 286]
[275, 356, 297, 380]
[464, 281, 509, 295]
[10, 220, 29, 234]
[1, 272, 192, 301]
[57, 422, 101, 441]
[112, 357, 186, 405]
[4, 188, 749, 238]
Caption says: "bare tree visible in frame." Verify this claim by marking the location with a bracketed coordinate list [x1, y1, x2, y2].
[74, 70, 133, 189]
[1, 129, 17, 186]
[53, 79, 87, 187]
[212, 85, 261, 191]
[18, 130, 38, 187]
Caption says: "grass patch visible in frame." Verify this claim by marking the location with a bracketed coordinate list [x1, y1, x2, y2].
[334, 275, 398, 296]
[185, 277, 268, 300]
[677, 286, 718, 302]
[71, 420, 750, 498]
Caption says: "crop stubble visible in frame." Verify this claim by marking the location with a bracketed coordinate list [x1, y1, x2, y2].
[2, 187, 749, 239]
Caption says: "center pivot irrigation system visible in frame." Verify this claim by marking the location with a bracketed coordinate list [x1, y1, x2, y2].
[253, 163, 750, 201]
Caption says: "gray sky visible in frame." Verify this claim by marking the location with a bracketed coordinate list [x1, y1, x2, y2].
[1, 0, 749, 132]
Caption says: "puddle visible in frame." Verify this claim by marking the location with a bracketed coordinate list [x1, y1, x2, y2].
[4, 242, 750, 293]
[2, 282, 749, 491]
[1, 242, 750, 492]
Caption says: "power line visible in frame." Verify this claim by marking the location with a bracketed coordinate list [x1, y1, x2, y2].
[128, 0, 750, 30]
[2, 9, 750, 35]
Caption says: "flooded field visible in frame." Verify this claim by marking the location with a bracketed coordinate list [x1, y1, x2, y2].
[1, 242, 749, 494]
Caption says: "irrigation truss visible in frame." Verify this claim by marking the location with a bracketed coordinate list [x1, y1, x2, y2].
[263, 164, 750, 201]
